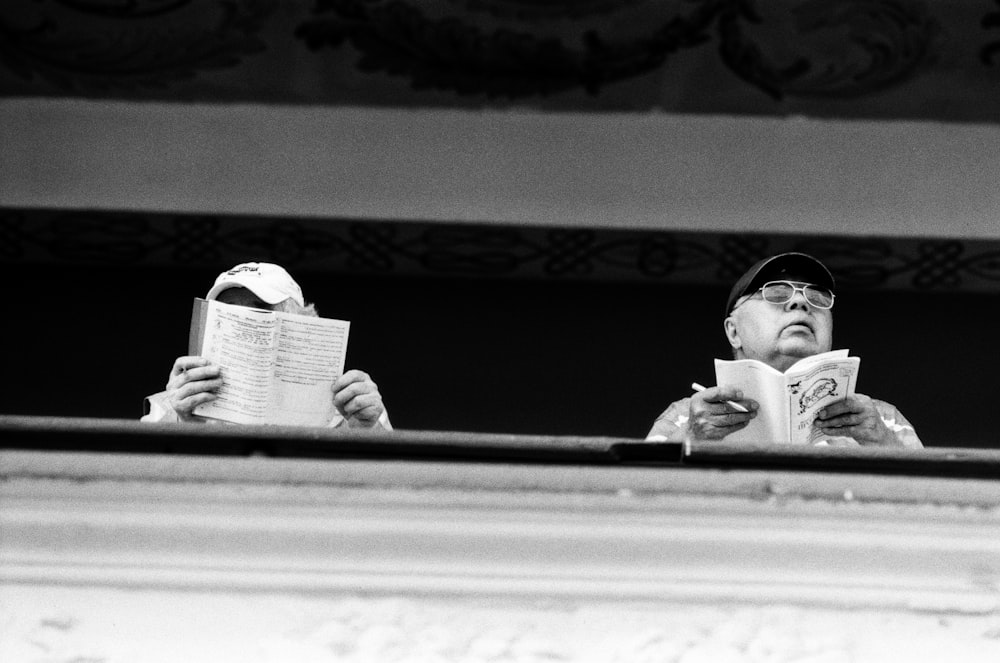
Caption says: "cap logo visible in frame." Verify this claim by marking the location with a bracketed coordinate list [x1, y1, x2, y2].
[225, 264, 262, 277]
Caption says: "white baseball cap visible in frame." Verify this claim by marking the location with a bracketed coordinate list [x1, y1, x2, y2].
[205, 262, 305, 306]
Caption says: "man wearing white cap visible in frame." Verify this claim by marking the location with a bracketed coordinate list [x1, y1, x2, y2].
[142, 262, 391, 429]
[646, 252, 920, 447]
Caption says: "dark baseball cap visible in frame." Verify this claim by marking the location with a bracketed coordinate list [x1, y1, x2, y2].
[725, 252, 835, 316]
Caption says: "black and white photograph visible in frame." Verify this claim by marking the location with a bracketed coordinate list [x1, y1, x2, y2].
[2, 1, 1000, 660]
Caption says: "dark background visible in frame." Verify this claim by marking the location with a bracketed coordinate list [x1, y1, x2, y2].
[1, 263, 992, 448]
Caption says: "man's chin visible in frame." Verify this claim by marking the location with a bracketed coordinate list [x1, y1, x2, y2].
[777, 339, 822, 359]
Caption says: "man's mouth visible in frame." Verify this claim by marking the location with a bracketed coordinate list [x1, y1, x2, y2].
[783, 320, 815, 335]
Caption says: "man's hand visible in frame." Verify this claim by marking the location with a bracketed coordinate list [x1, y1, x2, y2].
[687, 385, 757, 441]
[165, 356, 223, 422]
[332, 369, 386, 428]
[814, 393, 899, 446]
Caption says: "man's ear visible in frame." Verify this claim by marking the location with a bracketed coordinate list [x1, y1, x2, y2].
[723, 315, 741, 351]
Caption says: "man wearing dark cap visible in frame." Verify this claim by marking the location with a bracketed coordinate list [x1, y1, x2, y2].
[646, 252, 921, 447]
[141, 262, 391, 429]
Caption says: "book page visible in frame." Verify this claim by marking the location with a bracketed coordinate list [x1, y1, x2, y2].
[268, 314, 350, 426]
[715, 359, 790, 444]
[193, 301, 278, 424]
[784, 352, 859, 445]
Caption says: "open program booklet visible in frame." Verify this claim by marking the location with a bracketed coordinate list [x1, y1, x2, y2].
[714, 349, 860, 445]
[188, 298, 350, 426]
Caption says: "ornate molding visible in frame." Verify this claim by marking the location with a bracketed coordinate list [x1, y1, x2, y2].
[0, 1, 996, 123]
[717, 0, 939, 99]
[0, 0, 275, 92]
[298, 0, 940, 101]
[4, 208, 1000, 292]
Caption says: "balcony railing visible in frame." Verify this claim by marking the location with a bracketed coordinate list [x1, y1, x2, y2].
[3, 415, 1000, 661]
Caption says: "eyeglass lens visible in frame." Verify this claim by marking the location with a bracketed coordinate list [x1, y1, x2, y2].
[760, 281, 834, 308]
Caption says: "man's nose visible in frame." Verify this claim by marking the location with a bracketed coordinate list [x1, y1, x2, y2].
[784, 292, 811, 311]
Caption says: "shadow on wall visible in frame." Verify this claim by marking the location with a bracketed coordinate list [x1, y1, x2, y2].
[0, 263, 992, 448]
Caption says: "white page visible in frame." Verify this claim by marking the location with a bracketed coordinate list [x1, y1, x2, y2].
[715, 359, 789, 443]
[269, 314, 350, 426]
[194, 302, 278, 424]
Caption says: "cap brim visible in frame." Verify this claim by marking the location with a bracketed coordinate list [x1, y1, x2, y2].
[750, 255, 833, 291]
[206, 279, 290, 305]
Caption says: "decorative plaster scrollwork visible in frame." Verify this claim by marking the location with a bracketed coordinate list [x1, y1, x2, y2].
[0, 0, 991, 117]
[51, 1, 194, 19]
[718, 0, 938, 99]
[295, 0, 939, 100]
[0, 0, 274, 90]
[294, 0, 725, 98]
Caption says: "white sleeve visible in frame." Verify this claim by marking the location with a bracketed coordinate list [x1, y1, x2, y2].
[140, 391, 180, 423]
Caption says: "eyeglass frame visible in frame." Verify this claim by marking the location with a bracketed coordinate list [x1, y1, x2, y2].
[732, 280, 836, 311]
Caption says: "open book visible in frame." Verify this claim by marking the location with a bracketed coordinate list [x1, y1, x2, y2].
[714, 349, 860, 445]
[188, 298, 350, 426]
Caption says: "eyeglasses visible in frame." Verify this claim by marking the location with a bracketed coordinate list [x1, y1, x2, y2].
[745, 280, 835, 310]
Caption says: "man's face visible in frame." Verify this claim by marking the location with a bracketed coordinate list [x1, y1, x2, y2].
[724, 281, 833, 372]
[215, 287, 273, 310]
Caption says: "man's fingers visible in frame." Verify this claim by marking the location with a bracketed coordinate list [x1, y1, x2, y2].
[334, 380, 378, 406]
[177, 365, 221, 385]
[698, 387, 756, 417]
[173, 391, 218, 417]
[713, 412, 754, 427]
[171, 356, 212, 376]
[695, 385, 744, 405]
[173, 377, 223, 402]
[711, 386, 745, 403]
[818, 415, 861, 428]
[329, 371, 385, 425]
[166, 355, 221, 418]
[348, 403, 382, 422]
[703, 401, 757, 417]
[693, 413, 753, 432]
[818, 395, 870, 419]
[339, 391, 383, 416]
[688, 389, 756, 442]
[694, 410, 753, 429]
[166, 359, 219, 390]
[333, 369, 371, 392]
[691, 415, 750, 440]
